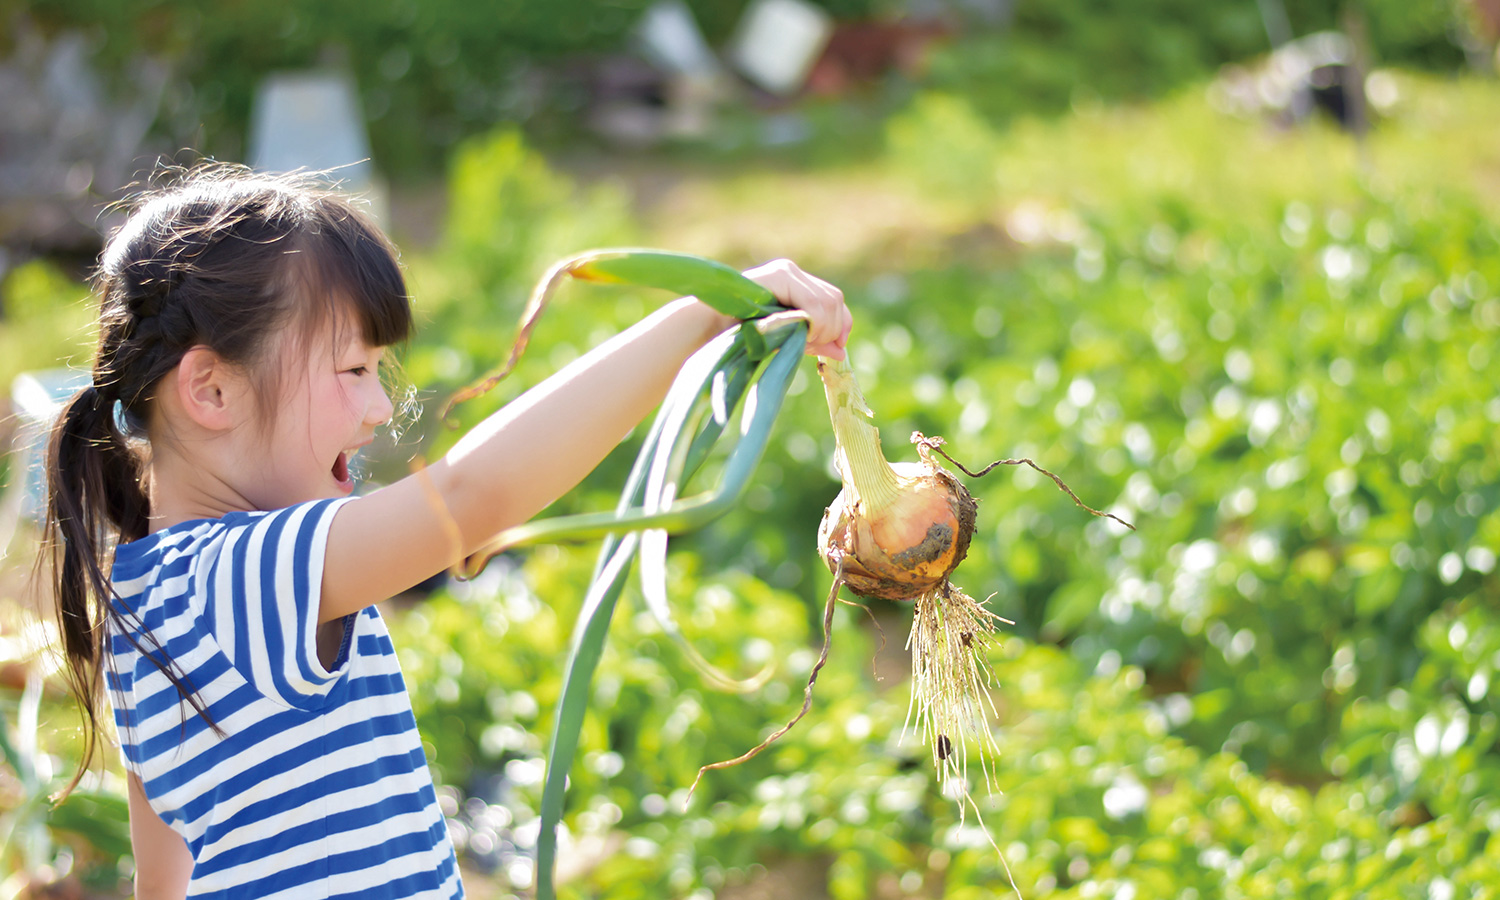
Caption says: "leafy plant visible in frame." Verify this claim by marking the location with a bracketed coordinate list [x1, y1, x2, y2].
[386, 81, 1500, 896]
[0, 671, 131, 896]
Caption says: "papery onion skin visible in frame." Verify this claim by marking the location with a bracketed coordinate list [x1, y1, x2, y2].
[817, 461, 978, 601]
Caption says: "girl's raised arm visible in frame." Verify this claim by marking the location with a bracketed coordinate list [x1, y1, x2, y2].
[320, 261, 850, 621]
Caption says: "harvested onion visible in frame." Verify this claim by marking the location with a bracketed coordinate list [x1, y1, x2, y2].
[696, 341, 1132, 890]
[815, 356, 1004, 784]
[816, 358, 977, 601]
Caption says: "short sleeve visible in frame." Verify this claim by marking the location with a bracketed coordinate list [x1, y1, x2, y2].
[204, 497, 356, 709]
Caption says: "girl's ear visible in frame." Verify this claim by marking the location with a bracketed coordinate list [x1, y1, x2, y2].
[175, 346, 249, 431]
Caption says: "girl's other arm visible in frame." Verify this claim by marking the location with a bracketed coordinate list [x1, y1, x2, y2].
[321, 261, 849, 621]
[128, 772, 193, 899]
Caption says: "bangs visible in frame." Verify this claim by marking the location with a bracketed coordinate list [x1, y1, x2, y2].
[286, 196, 413, 349]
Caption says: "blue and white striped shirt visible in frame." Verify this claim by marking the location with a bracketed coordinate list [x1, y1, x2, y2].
[106, 498, 463, 898]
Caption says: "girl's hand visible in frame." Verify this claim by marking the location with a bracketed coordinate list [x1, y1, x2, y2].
[742, 259, 852, 360]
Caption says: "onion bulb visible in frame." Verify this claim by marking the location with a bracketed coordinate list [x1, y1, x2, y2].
[814, 356, 1004, 784]
[815, 360, 977, 600]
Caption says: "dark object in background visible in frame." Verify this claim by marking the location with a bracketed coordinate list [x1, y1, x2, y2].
[0, 20, 167, 274]
[1272, 31, 1367, 133]
[1306, 57, 1361, 130]
[1473, 0, 1500, 42]
[805, 19, 954, 96]
[1209, 31, 1369, 135]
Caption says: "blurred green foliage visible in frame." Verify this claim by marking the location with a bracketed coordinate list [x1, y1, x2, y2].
[924, 0, 1469, 123]
[1, 0, 881, 174]
[0, 674, 133, 895]
[0, 261, 93, 388]
[382, 72, 1500, 897]
[0, 0, 1479, 175]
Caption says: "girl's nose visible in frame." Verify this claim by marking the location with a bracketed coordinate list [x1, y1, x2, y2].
[367, 384, 395, 427]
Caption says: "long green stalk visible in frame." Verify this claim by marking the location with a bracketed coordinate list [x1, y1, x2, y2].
[534, 324, 805, 899]
[445, 249, 812, 899]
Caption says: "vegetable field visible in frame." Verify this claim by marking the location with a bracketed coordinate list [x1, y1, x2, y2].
[5, 69, 1500, 898]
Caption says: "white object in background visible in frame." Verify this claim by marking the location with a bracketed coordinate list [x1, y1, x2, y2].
[726, 0, 834, 95]
[636, 0, 720, 78]
[247, 71, 387, 223]
[8, 368, 91, 529]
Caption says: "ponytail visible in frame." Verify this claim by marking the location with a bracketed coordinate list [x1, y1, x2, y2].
[43, 382, 149, 796]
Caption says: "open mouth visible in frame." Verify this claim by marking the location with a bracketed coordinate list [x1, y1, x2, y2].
[333, 451, 353, 489]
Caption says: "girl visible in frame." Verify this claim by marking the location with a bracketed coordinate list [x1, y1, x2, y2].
[44, 166, 851, 899]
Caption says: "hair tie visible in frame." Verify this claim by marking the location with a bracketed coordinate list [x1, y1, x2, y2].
[80, 381, 136, 436]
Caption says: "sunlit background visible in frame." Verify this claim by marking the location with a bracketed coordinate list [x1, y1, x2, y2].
[3, 1, 1500, 897]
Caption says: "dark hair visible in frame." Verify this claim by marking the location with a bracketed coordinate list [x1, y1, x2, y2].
[44, 165, 413, 794]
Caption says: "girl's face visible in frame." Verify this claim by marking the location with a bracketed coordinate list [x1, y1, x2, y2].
[244, 318, 394, 511]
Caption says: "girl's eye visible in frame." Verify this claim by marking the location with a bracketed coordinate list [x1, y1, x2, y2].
[346, 366, 369, 377]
